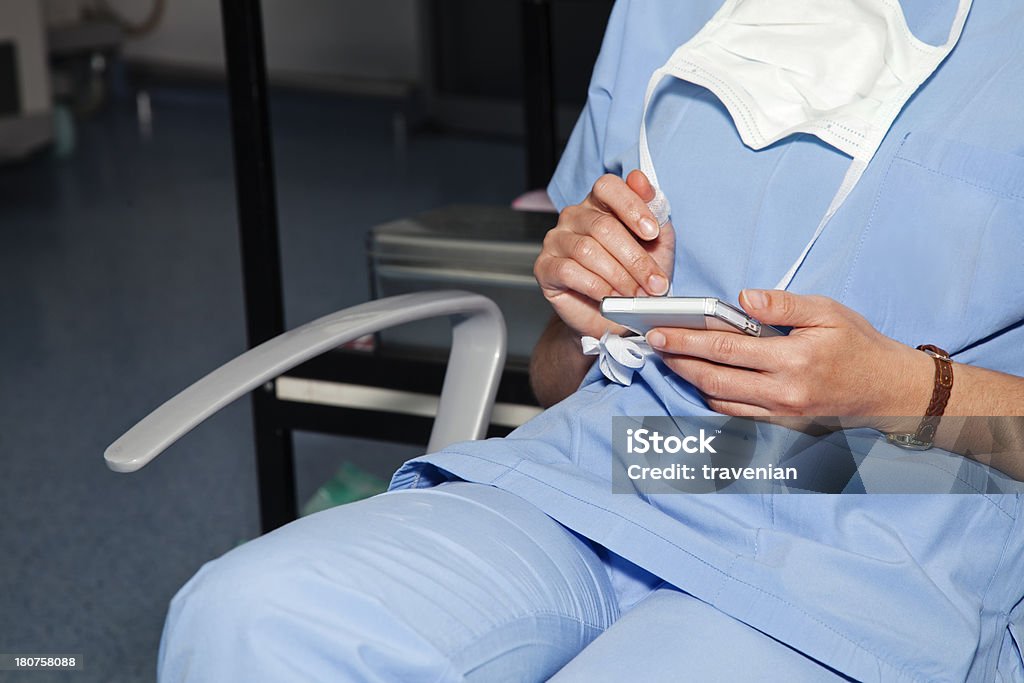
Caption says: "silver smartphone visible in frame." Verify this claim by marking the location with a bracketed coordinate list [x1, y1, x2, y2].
[600, 297, 786, 337]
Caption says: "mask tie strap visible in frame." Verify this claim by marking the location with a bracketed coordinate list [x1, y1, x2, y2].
[638, 65, 673, 226]
[774, 158, 867, 291]
[943, 1, 973, 48]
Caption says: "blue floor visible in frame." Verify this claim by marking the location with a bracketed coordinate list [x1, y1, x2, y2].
[0, 86, 527, 681]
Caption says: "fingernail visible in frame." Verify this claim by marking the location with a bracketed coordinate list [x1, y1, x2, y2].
[743, 289, 767, 309]
[648, 274, 668, 295]
[639, 217, 659, 240]
[647, 331, 666, 349]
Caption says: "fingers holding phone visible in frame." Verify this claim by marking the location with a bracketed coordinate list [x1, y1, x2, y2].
[534, 171, 676, 339]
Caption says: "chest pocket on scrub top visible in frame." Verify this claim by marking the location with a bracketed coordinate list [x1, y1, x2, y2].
[839, 131, 1024, 354]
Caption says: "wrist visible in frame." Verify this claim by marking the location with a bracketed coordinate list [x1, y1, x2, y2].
[560, 319, 587, 351]
[866, 343, 936, 433]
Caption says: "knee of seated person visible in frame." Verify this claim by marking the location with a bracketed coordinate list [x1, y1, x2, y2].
[164, 540, 300, 643]
[166, 532, 365, 654]
[160, 533, 450, 681]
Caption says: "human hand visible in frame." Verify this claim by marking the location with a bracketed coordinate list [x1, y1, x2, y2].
[533, 170, 676, 339]
[646, 290, 934, 423]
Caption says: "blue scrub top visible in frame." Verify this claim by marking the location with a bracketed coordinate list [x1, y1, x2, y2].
[393, 2, 1024, 680]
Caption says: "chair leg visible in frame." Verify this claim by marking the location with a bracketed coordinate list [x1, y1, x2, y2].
[252, 388, 297, 533]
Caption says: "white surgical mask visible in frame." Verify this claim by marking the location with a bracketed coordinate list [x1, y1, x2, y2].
[639, 0, 972, 289]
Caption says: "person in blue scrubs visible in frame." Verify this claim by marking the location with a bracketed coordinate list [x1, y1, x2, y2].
[159, 2, 1024, 681]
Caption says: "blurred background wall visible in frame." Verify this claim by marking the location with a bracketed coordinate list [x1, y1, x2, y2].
[104, 0, 422, 88]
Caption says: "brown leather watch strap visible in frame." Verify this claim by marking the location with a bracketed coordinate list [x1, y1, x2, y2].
[915, 344, 953, 443]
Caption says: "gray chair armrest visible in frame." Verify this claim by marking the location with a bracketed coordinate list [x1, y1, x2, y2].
[105, 290, 506, 472]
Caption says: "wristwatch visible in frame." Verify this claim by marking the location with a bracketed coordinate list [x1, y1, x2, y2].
[885, 344, 954, 451]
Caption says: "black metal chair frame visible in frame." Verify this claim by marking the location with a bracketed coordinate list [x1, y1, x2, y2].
[220, 0, 556, 533]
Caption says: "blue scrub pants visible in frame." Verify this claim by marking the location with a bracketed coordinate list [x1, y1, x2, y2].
[159, 483, 848, 682]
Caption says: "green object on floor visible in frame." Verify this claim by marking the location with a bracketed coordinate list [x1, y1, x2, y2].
[301, 462, 389, 516]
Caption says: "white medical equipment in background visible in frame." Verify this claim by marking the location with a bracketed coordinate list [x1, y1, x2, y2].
[0, 0, 53, 161]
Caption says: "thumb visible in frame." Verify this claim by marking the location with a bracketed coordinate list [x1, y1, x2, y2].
[626, 169, 656, 202]
[739, 289, 836, 328]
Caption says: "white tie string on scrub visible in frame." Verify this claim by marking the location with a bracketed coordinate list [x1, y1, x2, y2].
[581, 331, 651, 386]
[637, 0, 973, 290]
[590, 0, 973, 386]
